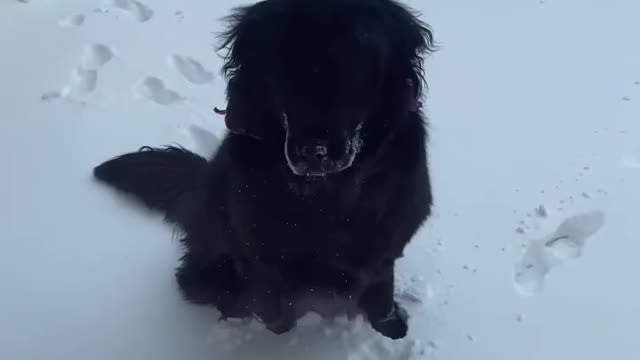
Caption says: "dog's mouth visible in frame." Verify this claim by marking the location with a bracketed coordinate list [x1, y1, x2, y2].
[283, 119, 364, 177]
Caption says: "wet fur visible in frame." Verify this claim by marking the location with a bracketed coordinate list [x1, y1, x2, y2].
[94, 0, 435, 340]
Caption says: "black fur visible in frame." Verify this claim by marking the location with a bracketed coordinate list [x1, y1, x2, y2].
[94, 0, 435, 340]
[94, 146, 206, 226]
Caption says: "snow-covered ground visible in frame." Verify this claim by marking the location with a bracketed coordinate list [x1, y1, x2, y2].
[1, 0, 639, 359]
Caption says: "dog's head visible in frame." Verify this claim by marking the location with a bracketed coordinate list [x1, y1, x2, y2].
[219, 0, 434, 176]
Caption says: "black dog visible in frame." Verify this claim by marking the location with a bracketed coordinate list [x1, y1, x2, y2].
[94, 0, 435, 340]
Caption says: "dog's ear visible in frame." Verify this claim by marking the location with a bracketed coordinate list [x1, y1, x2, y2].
[223, 73, 269, 140]
[218, 2, 280, 140]
[381, 1, 436, 108]
[219, 2, 278, 78]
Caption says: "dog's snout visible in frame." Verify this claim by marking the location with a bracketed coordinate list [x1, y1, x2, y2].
[300, 143, 328, 162]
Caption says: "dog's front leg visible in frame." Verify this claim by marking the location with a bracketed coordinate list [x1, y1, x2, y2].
[357, 265, 408, 340]
[240, 260, 296, 335]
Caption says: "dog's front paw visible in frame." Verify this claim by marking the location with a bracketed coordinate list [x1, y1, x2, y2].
[371, 303, 409, 340]
[265, 297, 297, 335]
[248, 295, 297, 335]
[264, 315, 296, 335]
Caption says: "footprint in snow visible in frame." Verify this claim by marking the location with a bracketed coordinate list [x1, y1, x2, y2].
[65, 68, 98, 97]
[169, 55, 214, 85]
[513, 211, 606, 296]
[42, 68, 98, 101]
[81, 43, 115, 69]
[58, 15, 86, 27]
[41, 43, 114, 102]
[134, 77, 184, 105]
[186, 124, 221, 157]
[103, 0, 153, 22]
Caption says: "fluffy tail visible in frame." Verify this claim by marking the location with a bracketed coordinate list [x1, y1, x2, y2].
[93, 146, 207, 225]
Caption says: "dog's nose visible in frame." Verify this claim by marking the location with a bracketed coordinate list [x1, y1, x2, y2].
[300, 143, 328, 162]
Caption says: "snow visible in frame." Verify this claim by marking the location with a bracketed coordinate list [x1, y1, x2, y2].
[1, 0, 639, 359]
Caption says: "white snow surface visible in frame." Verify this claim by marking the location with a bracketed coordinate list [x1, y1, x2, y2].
[1, 0, 639, 359]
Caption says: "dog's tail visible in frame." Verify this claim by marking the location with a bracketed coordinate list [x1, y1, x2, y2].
[93, 146, 207, 225]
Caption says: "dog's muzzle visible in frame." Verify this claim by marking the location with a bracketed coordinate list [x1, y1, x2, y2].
[283, 118, 363, 177]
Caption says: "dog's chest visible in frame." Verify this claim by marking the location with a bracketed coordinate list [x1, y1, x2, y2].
[229, 174, 384, 262]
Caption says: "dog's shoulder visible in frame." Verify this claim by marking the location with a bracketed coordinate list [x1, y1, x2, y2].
[388, 113, 429, 169]
[352, 112, 432, 250]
